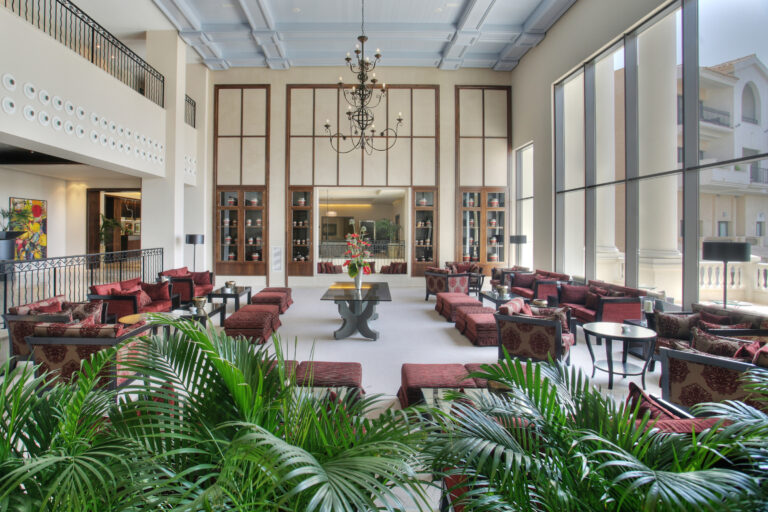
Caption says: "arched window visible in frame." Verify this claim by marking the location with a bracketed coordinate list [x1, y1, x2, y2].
[742, 83, 759, 124]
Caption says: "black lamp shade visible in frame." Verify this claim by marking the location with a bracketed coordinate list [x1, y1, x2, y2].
[702, 241, 750, 262]
[509, 235, 528, 244]
[186, 234, 204, 245]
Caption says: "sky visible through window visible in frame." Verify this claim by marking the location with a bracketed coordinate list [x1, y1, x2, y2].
[698, 0, 768, 66]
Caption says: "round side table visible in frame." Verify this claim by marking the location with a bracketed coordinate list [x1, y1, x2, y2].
[582, 321, 657, 389]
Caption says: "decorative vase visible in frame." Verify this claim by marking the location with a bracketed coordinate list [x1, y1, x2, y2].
[354, 272, 362, 290]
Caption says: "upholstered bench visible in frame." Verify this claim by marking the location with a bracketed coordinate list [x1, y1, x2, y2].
[436, 293, 482, 322]
[455, 305, 495, 334]
[261, 287, 294, 307]
[295, 361, 363, 391]
[397, 363, 480, 408]
[223, 304, 280, 344]
[250, 291, 290, 314]
[464, 313, 499, 346]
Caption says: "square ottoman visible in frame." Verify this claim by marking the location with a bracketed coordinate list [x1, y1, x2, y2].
[262, 287, 293, 307]
[455, 306, 495, 334]
[463, 362, 506, 388]
[436, 293, 482, 322]
[251, 291, 290, 314]
[223, 304, 280, 344]
[464, 313, 498, 346]
[397, 363, 478, 408]
[295, 361, 363, 391]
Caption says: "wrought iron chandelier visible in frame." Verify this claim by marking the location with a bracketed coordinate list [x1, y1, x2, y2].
[324, 0, 403, 154]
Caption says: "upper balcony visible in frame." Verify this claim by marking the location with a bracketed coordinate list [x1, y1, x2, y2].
[1, 0, 164, 107]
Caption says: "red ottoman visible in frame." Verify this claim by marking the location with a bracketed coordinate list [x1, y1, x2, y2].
[397, 363, 478, 408]
[436, 293, 482, 322]
[295, 361, 363, 390]
[463, 362, 507, 388]
[223, 304, 280, 344]
[455, 306, 495, 334]
[251, 291, 290, 314]
[465, 313, 498, 346]
[262, 287, 293, 307]
[435, 292, 467, 316]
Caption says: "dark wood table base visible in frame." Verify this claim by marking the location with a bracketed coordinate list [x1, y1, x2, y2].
[334, 299, 379, 340]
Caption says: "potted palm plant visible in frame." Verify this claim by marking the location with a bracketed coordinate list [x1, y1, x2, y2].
[0, 208, 26, 261]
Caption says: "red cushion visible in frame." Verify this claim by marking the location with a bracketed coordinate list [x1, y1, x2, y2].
[626, 382, 679, 420]
[734, 340, 764, 359]
[585, 292, 599, 311]
[513, 273, 535, 288]
[640, 417, 726, 433]
[161, 267, 189, 278]
[120, 277, 142, 290]
[193, 284, 214, 297]
[140, 300, 172, 313]
[141, 281, 171, 301]
[139, 290, 153, 307]
[560, 284, 588, 305]
[91, 283, 119, 296]
[509, 287, 534, 299]
[700, 320, 750, 332]
[295, 361, 363, 389]
[115, 289, 142, 302]
[192, 272, 212, 285]
[699, 311, 732, 325]
[563, 303, 596, 322]
[35, 303, 63, 313]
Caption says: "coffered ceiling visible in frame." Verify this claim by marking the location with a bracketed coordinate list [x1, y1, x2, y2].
[151, 0, 576, 71]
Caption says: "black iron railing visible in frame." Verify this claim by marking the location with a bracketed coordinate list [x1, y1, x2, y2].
[1, 248, 163, 325]
[743, 115, 759, 125]
[700, 105, 730, 127]
[185, 94, 196, 127]
[2, 0, 165, 107]
[750, 167, 768, 184]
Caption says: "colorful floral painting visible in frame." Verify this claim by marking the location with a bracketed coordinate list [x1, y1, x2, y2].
[10, 198, 47, 260]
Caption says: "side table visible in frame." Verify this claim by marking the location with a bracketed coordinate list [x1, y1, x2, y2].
[582, 321, 657, 389]
[208, 286, 252, 312]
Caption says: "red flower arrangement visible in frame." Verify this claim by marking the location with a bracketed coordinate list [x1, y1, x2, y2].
[343, 224, 371, 278]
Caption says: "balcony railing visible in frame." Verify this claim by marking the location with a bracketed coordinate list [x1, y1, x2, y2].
[1, 247, 163, 326]
[2, 0, 165, 107]
[184, 94, 196, 128]
[742, 115, 759, 125]
[750, 167, 768, 184]
[700, 105, 730, 127]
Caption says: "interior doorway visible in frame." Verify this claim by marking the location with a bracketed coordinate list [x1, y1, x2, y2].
[86, 189, 142, 254]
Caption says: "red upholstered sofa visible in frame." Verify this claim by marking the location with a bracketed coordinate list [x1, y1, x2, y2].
[554, 280, 643, 325]
[502, 272, 559, 301]
[159, 267, 214, 303]
[317, 261, 343, 274]
[25, 319, 153, 389]
[3, 295, 104, 365]
[88, 278, 176, 320]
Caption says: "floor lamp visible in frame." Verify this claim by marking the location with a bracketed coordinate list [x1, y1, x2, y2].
[509, 235, 527, 266]
[186, 234, 204, 272]
[702, 241, 750, 309]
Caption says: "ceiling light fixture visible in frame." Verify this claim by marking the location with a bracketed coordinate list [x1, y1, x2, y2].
[324, 0, 403, 154]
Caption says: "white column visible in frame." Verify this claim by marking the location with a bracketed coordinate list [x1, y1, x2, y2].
[142, 31, 187, 269]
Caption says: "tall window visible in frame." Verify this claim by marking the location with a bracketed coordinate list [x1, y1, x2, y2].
[742, 83, 758, 124]
[515, 143, 534, 268]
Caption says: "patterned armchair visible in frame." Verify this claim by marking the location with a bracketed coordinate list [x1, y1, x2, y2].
[159, 267, 215, 303]
[495, 312, 574, 364]
[26, 320, 154, 389]
[659, 347, 765, 412]
[3, 295, 103, 366]
[425, 269, 471, 300]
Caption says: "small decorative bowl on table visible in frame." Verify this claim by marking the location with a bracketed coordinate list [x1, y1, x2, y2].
[224, 280, 236, 293]
[190, 296, 207, 314]
[532, 299, 548, 307]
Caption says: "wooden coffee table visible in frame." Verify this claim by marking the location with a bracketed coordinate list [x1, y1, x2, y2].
[208, 286, 252, 311]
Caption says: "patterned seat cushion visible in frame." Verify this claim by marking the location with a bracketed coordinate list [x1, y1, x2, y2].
[8, 295, 66, 315]
[509, 287, 535, 299]
[251, 292, 290, 313]
[465, 313, 498, 346]
[225, 325, 275, 345]
[463, 362, 505, 388]
[561, 303, 596, 323]
[34, 322, 125, 338]
[295, 361, 362, 389]
[397, 363, 478, 408]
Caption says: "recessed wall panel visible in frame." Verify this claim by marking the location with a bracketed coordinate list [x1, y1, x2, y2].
[412, 89, 435, 136]
[459, 138, 483, 186]
[216, 137, 240, 185]
[483, 89, 508, 137]
[363, 150, 387, 186]
[242, 88, 266, 136]
[388, 141, 411, 186]
[289, 137, 313, 185]
[459, 89, 483, 136]
[315, 89, 337, 136]
[339, 150, 362, 185]
[484, 138, 508, 186]
[218, 89, 241, 136]
[315, 140, 337, 185]
[387, 89, 411, 137]
[290, 89, 313, 136]
[242, 138, 266, 185]
[412, 138, 436, 186]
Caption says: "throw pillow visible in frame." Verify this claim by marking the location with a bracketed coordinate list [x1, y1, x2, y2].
[530, 306, 569, 333]
[560, 284, 588, 305]
[626, 382, 679, 420]
[753, 344, 768, 368]
[691, 328, 743, 358]
[589, 286, 610, 296]
[513, 273, 536, 288]
[654, 311, 700, 340]
[115, 289, 143, 307]
[120, 277, 142, 290]
[139, 290, 153, 307]
[734, 340, 764, 360]
[35, 303, 63, 313]
[141, 281, 171, 301]
[585, 292, 600, 311]
[699, 310, 732, 325]
[499, 298, 531, 316]
[699, 320, 751, 332]
[192, 272, 211, 285]
[65, 301, 103, 323]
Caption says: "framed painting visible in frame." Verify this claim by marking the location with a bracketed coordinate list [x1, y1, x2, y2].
[133, 221, 141, 235]
[9, 197, 47, 260]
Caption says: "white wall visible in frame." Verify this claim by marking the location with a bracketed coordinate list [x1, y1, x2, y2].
[508, 0, 667, 269]
[0, 8, 166, 179]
